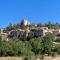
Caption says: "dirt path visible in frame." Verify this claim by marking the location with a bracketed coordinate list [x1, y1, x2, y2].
[0, 56, 60, 60]
[52, 57, 60, 60]
[44, 56, 60, 60]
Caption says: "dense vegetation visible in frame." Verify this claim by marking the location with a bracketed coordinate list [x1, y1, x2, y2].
[0, 33, 60, 57]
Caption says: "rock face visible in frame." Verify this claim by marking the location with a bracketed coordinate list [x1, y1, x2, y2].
[20, 19, 30, 26]
[7, 29, 30, 40]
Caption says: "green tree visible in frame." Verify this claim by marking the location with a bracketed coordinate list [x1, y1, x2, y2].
[30, 37, 43, 55]
[0, 36, 2, 56]
[0, 41, 17, 56]
[40, 33, 55, 60]
[47, 21, 52, 29]
[21, 41, 33, 56]
[6, 23, 13, 31]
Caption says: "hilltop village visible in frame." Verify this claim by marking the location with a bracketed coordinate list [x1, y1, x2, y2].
[0, 19, 60, 58]
[0, 19, 60, 41]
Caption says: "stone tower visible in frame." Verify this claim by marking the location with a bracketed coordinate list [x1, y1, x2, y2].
[21, 19, 30, 26]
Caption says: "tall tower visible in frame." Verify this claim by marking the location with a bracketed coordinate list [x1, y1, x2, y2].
[21, 19, 30, 26]
[1, 29, 3, 34]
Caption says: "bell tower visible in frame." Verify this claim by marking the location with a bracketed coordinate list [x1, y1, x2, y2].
[1, 29, 3, 34]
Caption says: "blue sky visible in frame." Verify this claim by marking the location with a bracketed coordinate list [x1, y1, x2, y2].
[0, 0, 60, 28]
